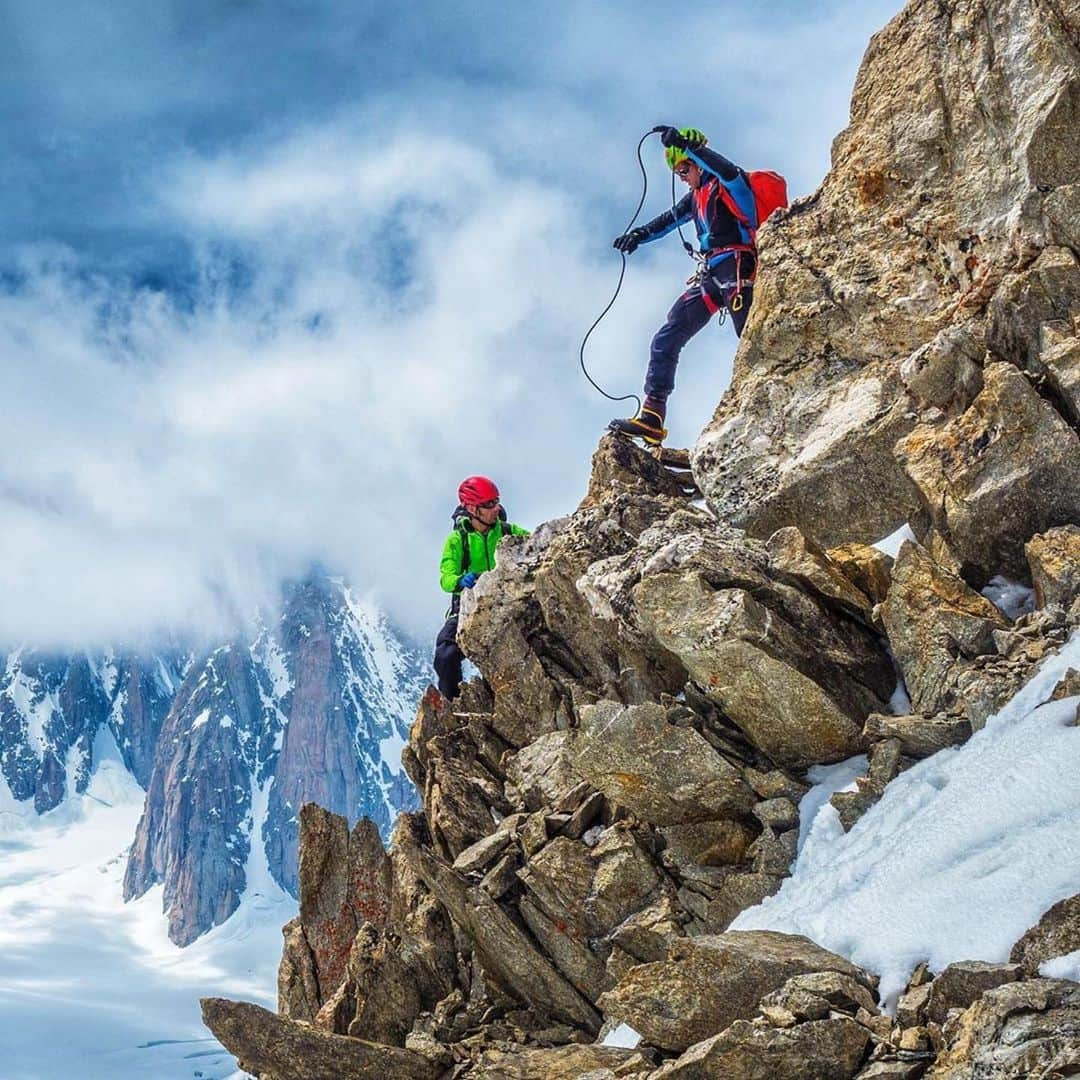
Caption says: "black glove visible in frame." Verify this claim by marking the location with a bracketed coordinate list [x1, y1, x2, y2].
[659, 126, 683, 148]
[660, 126, 706, 151]
[613, 227, 647, 255]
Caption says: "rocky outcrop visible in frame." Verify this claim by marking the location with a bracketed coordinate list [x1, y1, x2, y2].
[598, 930, 875, 1052]
[1010, 893, 1080, 974]
[925, 978, 1080, 1079]
[691, 0, 1080, 565]
[201, 997, 439, 1080]
[278, 804, 392, 1022]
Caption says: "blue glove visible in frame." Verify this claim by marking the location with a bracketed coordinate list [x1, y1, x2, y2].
[459, 572, 478, 589]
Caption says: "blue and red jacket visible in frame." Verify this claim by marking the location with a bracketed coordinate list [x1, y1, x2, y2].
[636, 146, 757, 274]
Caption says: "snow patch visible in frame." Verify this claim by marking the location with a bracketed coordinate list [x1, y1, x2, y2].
[733, 631, 1080, 1009]
[981, 575, 1035, 620]
[601, 1022, 641, 1049]
[1041, 949, 1080, 982]
[873, 522, 916, 559]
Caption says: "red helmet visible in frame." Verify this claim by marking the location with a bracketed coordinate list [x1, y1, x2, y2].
[458, 475, 500, 506]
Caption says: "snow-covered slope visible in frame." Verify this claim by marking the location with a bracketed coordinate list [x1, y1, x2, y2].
[0, 725, 286, 1079]
[1, 570, 429, 947]
[733, 631, 1080, 1006]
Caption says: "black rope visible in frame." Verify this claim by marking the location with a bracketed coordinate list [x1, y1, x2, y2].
[576, 129, 658, 417]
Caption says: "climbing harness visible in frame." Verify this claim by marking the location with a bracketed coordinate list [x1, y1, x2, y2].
[577, 127, 669, 417]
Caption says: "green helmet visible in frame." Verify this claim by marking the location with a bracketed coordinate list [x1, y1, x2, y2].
[665, 128, 708, 170]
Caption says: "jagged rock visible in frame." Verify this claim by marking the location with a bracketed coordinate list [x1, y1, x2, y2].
[864, 712, 971, 759]
[899, 322, 985, 416]
[278, 916, 323, 1022]
[406, 687, 511, 859]
[988, 246, 1080, 426]
[519, 828, 665, 942]
[1050, 669, 1080, 707]
[754, 798, 800, 833]
[633, 572, 874, 770]
[650, 1016, 871, 1079]
[506, 730, 584, 811]
[924, 961, 1024, 1023]
[468, 1043, 655, 1079]
[767, 527, 875, 618]
[827, 544, 896, 607]
[879, 543, 1008, 716]
[896, 363, 1080, 583]
[609, 891, 688, 966]
[599, 929, 873, 1052]
[831, 739, 909, 831]
[200, 997, 439, 1080]
[1010, 893, 1080, 974]
[569, 701, 756, 824]
[403, 842, 602, 1032]
[456, 437, 692, 745]
[896, 982, 933, 1027]
[926, 978, 1080, 1078]
[452, 815, 524, 874]
[855, 1064, 929, 1080]
[661, 818, 759, 870]
[764, 971, 879, 1019]
[298, 807, 390, 997]
[693, 0, 1079, 548]
[1026, 526, 1080, 610]
[385, 814, 459, 1010]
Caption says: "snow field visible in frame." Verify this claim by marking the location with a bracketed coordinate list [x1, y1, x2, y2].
[734, 631, 1080, 1008]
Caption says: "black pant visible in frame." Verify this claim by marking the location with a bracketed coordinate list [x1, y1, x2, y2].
[645, 275, 753, 401]
[434, 615, 463, 700]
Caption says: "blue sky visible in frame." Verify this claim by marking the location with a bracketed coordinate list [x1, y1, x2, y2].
[0, 0, 904, 645]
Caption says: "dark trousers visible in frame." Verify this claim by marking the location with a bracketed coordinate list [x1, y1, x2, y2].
[434, 615, 463, 700]
[644, 277, 753, 402]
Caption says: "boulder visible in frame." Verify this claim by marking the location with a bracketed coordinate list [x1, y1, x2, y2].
[201, 997, 439, 1080]
[468, 1044, 655, 1079]
[277, 805, 391, 1020]
[569, 701, 756, 824]
[864, 712, 971, 758]
[650, 1016, 871, 1079]
[633, 573, 873, 769]
[926, 978, 1080, 1078]
[826, 544, 896, 607]
[767, 527, 875, 619]
[403, 842, 602, 1033]
[599, 930, 873, 1052]
[1025, 526, 1080, 610]
[1010, 893, 1080, 974]
[896, 363, 1080, 583]
[506, 730, 584, 811]
[879, 543, 1008, 715]
[923, 961, 1024, 1023]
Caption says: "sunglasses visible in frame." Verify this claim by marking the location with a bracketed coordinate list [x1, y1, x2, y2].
[475, 498, 500, 510]
[674, 162, 695, 178]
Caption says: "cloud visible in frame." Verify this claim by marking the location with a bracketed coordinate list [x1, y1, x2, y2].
[0, 1, 905, 650]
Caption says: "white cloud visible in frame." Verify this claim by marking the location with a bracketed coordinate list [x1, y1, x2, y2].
[0, 2, 905, 651]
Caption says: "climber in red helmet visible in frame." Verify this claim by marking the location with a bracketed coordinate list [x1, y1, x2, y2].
[434, 476, 529, 700]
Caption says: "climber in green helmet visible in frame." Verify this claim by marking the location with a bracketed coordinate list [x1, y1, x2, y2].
[610, 125, 781, 446]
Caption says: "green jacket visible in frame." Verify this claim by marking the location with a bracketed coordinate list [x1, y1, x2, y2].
[440, 519, 530, 594]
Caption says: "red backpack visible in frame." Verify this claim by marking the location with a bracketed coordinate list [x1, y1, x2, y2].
[718, 170, 789, 243]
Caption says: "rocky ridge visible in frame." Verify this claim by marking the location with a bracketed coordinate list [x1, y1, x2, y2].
[201, 0, 1080, 1075]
